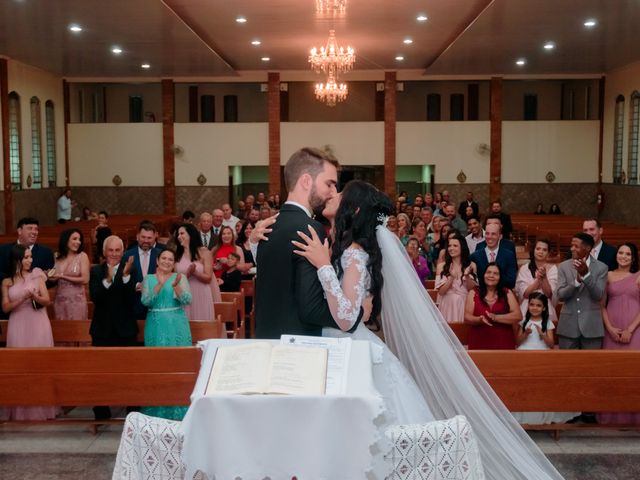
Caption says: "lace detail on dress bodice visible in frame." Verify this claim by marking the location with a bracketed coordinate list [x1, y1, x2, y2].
[317, 247, 370, 329]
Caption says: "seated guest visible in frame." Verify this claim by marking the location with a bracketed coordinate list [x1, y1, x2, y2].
[420, 207, 433, 229]
[598, 242, 640, 424]
[444, 203, 468, 236]
[221, 203, 240, 230]
[182, 210, 196, 224]
[458, 191, 479, 218]
[81, 207, 98, 221]
[465, 216, 485, 254]
[436, 234, 476, 323]
[549, 203, 562, 215]
[52, 228, 90, 320]
[489, 199, 513, 240]
[123, 222, 162, 320]
[260, 205, 272, 221]
[1, 245, 55, 421]
[218, 252, 242, 292]
[386, 215, 399, 235]
[515, 239, 558, 323]
[410, 218, 430, 257]
[396, 213, 411, 245]
[141, 249, 192, 420]
[464, 263, 521, 349]
[470, 222, 517, 289]
[512, 293, 578, 425]
[212, 226, 246, 279]
[533, 203, 545, 215]
[92, 211, 112, 263]
[175, 223, 217, 321]
[426, 214, 445, 248]
[89, 235, 137, 420]
[236, 221, 256, 279]
[247, 207, 260, 224]
[406, 238, 430, 283]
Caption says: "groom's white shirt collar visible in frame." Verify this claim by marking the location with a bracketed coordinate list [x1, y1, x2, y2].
[285, 201, 312, 218]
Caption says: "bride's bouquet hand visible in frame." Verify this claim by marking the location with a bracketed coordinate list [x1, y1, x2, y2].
[292, 226, 331, 269]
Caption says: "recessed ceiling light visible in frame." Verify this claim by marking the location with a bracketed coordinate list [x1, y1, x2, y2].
[236, 16, 247, 23]
[516, 58, 526, 66]
[403, 38, 413, 45]
[141, 63, 151, 69]
[584, 19, 597, 28]
[416, 14, 428, 22]
[261, 56, 270, 62]
[251, 39, 261, 46]
[68, 24, 83, 33]
[395, 55, 405, 61]
[111, 46, 123, 55]
[543, 42, 555, 50]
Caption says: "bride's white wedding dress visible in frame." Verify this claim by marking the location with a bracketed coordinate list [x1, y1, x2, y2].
[318, 247, 434, 425]
[315, 228, 564, 480]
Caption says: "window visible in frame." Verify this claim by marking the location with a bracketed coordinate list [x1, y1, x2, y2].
[426, 94, 441, 121]
[628, 91, 639, 185]
[524, 94, 538, 120]
[30, 97, 43, 189]
[45, 100, 57, 187]
[8, 92, 22, 190]
[613, 95, 625, 183]
[129, 95, 143, 122]
[450, 94, 464, 120]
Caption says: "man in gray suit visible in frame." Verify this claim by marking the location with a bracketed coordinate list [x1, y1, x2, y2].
[556, 232, 608, 350]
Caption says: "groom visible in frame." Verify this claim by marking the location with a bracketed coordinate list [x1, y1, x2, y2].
[255, 147, 362, 339]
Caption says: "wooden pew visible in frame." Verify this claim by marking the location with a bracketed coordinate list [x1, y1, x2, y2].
[1, 347, 639, 434]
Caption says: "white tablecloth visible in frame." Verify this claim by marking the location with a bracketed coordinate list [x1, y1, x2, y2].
[181, 339, 386, 480]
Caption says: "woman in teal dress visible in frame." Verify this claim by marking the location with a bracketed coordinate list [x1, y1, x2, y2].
[141, 249, 193, 420]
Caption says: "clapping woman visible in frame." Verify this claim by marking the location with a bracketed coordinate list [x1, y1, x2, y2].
[515, 239, 558, 323]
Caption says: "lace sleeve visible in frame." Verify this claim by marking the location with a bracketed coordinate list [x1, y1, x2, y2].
[317, 248, 369, 331]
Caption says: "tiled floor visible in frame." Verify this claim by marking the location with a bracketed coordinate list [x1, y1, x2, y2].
[1, 415, 639, 479]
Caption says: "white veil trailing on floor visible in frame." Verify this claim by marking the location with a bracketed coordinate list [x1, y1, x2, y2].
[376, 226, 564, 480]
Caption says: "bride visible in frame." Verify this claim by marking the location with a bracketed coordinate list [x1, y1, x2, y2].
[291, 180, 563, 480]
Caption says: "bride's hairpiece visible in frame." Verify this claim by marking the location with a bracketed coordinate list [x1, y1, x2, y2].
[377, 213, 389, 228]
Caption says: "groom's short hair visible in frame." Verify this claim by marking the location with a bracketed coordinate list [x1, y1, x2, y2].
[284, 147, 340, 192]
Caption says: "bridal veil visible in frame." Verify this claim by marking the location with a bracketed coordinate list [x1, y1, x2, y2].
[376, 226, 563, 480]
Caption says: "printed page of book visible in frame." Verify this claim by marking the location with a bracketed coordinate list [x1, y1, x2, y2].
[280, 335, 352, 395]
[205, 342, 272, 395]
[266, 345, 328, 396]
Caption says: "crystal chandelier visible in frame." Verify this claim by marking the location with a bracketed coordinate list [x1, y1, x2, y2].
[309, 30, 355, 75]
[314, 70, 348, 107]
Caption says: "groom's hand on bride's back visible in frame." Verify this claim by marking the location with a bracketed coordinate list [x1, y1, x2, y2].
[250, 213, 279, 244]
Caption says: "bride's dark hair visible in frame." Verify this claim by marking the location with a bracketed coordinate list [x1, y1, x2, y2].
[332, 180, 394, 327]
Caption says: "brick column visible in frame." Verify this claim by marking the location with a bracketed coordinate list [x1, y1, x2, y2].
[63, 79, 70, 186]
[0, 59, 14, 232]
[268, 72, 281, 196]
[383, 71, 396, 197]
[489, 77, 503, 201]
[162, 79, 176, 215]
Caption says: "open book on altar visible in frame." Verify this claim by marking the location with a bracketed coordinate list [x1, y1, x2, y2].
[205, 342, 329, 396]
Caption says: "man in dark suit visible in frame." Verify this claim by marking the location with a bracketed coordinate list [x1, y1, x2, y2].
[255, 147, 361, 339]
[123, 222, 161, 319]
[198, 212, 217, 249]
[458, 191, 479, 218]
[470, 223, 517, 289]
[489, 199, 513, 240]
[0, 217, 55, 320]
[89, 235, 137, 419]
[583, 219, 617, 271]
[475, 215, 516, 253]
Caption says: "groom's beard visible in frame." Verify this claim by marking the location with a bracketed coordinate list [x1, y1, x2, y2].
[309, 185, 328, 217]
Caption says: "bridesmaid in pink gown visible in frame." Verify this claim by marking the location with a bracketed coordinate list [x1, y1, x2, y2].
[175, 223, 217, 321]
[435, 234, 476, 323]
[598, 242, 640, 424]
[1, 245, 56, 421]
[52, 228, 90, 320]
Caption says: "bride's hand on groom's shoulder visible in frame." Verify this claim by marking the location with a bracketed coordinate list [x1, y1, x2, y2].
[250, 213, 279, 244]
[292, 226, 331, 268]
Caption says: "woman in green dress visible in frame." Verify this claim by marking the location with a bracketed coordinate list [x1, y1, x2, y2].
[141, 248, 192, 420]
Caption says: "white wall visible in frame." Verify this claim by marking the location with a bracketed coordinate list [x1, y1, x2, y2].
[281, 122, 385, 165]
[68, 124, 163, 186]
[502, 121, 599, 183]
[174, 123, 268, 186]
[7, 60, 65, 189]
[397, 122, 491, 183]
[602, 61, 640, 183]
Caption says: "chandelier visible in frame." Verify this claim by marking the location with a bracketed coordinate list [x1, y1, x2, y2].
[309, 30, 355, 75]
[314, 70, 348, 107]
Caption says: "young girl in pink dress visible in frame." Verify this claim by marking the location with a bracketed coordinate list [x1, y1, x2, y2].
[1, 245, 56, 420]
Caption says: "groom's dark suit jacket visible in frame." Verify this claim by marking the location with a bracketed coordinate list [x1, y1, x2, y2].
[255, 203, 345, 339]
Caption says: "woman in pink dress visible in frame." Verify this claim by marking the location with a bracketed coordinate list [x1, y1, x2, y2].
[436, 233, 476, 323]
[598, 242, 640, 424]
[52, 228, 90, 320]
[1, 245, 56, 420]
[212, 226, 245, 279]
[175, 223, 216, 321]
